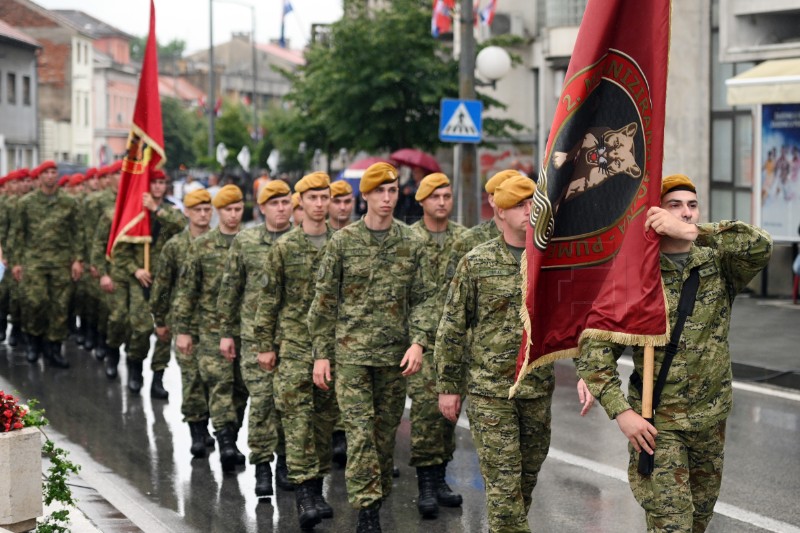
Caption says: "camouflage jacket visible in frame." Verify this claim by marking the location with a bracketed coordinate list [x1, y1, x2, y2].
[443, 219, 501, 290]
[254, 226, 335, 360]
[150, 230, 195, 328]
[435, 236, 554, 399]
[0, 195, 15, 247]
[84, 189, 115, 266]
[217, 225, 289, 342]
[308, 219, 437, 366]
[409, 219, 466, 289]
[577, 221, 773, 431]
[173, 228, 238, 338]
[91, 208, 114, 276]
[9, 189, 84, 268]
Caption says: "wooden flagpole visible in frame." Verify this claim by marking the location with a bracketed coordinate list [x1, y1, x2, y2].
[641, 345, 654, 419]
[144, 242, 150, 273]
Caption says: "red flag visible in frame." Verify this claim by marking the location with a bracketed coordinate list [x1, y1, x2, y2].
[431, 0, 455, 38]
[106, 0, 165, 260]
[512, 0, 671, 395]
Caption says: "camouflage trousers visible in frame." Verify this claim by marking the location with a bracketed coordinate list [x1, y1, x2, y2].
[174, 333, 209, 423]
[629, 420, 726, 533]
[0, 275, 10, 323]
[240, 340, 284, 465]
[197, 335, 248, 432]
[467, 393, 553, 533]
[274, 357, 338, 484]
[106, 276, 153, 361]
[151, 336, 171, 372]
[336, 363, 406, 509]
[20, 267, 74, 342]
[407, 351, 457, 467]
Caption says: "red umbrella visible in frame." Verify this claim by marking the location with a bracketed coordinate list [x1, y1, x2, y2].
[390, 149, 441, 173]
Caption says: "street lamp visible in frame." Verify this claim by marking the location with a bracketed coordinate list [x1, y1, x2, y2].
[476, 46, 511, 89]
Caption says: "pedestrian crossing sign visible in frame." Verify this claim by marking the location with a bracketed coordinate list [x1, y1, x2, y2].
[439, 98, 483, 143]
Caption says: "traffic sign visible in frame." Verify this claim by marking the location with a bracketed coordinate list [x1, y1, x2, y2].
[439, 98, 483, 143]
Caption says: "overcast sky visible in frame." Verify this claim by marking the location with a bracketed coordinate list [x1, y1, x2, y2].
[36, 0, 344, 53]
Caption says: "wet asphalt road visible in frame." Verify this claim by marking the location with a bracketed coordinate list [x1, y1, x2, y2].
[1, 334, 799, 533]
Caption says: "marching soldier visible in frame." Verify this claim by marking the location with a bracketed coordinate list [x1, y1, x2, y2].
[292, 191, 304, 226]
[328, 179, 355, 231]
[407, 173, 465, 517]
[217, 180, 293, 492]
[577, 174, 772, 533]
[8, 161, 83, 368]
[436, 175, 594, 533]
[308, 162, 436, 533]
[255, 173, 337, 528]
[174, 185, 249, 472]
[150, 188, 214, 458]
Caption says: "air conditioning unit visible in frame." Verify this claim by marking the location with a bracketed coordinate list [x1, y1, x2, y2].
[491, 12, 526, 37]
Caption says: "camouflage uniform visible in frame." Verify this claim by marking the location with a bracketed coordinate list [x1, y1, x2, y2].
[577, 221, 772, 533]
[8, 189, 84, 343]
[407, 219, 465, 468]
[442, 218, 501, 291]
[255, 226, 338, 484]
[98, 203, 185, 362]
[308, 219, 436, 509]
[150, 229, 208, 422]
[85, 188, 116, 340]
[435, 236, 555, 533]
[173, 228, 248, 432]
[217, 224, 288, 464]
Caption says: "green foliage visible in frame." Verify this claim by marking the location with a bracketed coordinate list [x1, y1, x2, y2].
[37, 439, 80, 533]
[161, 97, 202, 171]
[22, 398, 48, 428]
[130, 36, 187, 62]
[261, 105, 313, 174]
[215, 100, 255, 168]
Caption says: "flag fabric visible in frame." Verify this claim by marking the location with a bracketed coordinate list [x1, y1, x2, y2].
[106, 0, 164, 260]
[511, 0, 671, 396]
[477, 0, 497, 27]
[279, 0, 293, 48]
[431, 0, 455, 38]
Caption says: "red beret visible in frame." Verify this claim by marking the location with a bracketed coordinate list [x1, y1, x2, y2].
[18, 167, 30, 179]
[85, 167, 97, 179]
[96, 166, 108, 177]
[108, 160, 123, 174]
[39, 160, 57, 173]
[69, 173, 84, 187]
[0, 176, 7, 186]
[58, 176, 70, 187]
[10, 170, 24, 181]
[150, 169, 166, 181]
[29, 165, 41, 178]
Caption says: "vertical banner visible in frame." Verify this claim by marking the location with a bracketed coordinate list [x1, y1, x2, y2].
[512, 0, 671, 395]
[759, 103, 800, 242]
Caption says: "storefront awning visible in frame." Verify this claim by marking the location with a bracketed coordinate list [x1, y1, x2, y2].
[726, 58, 800, 106]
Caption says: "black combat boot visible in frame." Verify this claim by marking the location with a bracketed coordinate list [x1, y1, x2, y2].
[0, 317, 7, 342]
[8, 324, 22, 347]
[94, 334, 107, 361]
[356, 502, 382, 533]
[25, 334, 42, 363]
[201, 420, 215, 448]
[127, 359, 144, 393]
[83, 325, 96, 351]
[435, 462, 463, 507]
[255, 462, 274, 497]
[276, 454, 294, 491]
[48, 341, 69, 369]
[188, 421, 208, 458]
[393, 466, 400, 478]
[150, 370, 169, 400]
[310, 477, 333, 519]
[75, 321, 85, 347]
[416, 466, 439, 518]
[232, 427, 246, 465]
[105, 347, 120, 379]
[295, 480, 321, 530]
[216, 425, 239, 472]
[331, 430, 347, 467]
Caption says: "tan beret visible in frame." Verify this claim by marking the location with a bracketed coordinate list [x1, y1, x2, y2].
[661, 174, 696, 197]
[257, 180, 290, 204]
[330, 180, 353, 197]
[485, 169, 523, 194]
[494, 175, 536, 209]
[292, 192, 301, 210]
[212, 184, 244, 208]
[184, 189, 212, 208]
[295, 171, 331, 194]
[360, 162, 398, 194]
[415, 173, 450, 202]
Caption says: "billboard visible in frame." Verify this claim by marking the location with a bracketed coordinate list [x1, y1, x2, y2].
[759, 103, 800, 242]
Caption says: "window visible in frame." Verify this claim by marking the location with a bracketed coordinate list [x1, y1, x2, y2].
[84, 95, 89, 126]
[22, 76, 31, 106]
[7, 73, 16, 104]
[77, 42, 81, 64]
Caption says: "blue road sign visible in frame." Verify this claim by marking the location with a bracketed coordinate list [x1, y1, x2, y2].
[439, 98, 483, 143]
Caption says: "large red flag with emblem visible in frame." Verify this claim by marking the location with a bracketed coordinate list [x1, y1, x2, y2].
[511, 0, 671, 396]
[106, 0, 165, 260]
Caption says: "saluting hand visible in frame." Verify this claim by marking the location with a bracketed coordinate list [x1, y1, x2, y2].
[400, 343, 423, 377]
[644, 207, 699, 241]
[616, 409, 658, 455]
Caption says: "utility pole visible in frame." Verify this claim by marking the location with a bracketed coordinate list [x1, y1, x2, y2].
[459, 0, 478, 226]
[208, 0, 216, 157]
[251, 6, 258, 142]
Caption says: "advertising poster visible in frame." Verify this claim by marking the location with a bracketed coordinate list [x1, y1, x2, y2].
[760, 103, 800, 241]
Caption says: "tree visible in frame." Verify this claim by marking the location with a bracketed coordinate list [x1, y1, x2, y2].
[130, 36, 187, 63]
[160, 97, 201, 171]
[192, 99, 254, 170]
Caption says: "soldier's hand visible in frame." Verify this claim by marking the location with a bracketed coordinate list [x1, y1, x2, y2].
[100, 275, 115, 293]
[257, 351, 277, 372]
[577, 378, 596, 416]
[155, 326, 171, 342]
[134, 268, 152, 288]
[219, 337, 237, 362]
[439, 394, 461, 423]
[177, 334, 193, 356]
[644, 206, 699, 241]
[400, 343, 423, 376]
[142, 192, 158, 212]
[89, 265, 100, 279]
[313, 359, 332, 391]
[71, 261, 83, 281]
[12, 265, 23, 282]
[616, 409, 658, 455]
